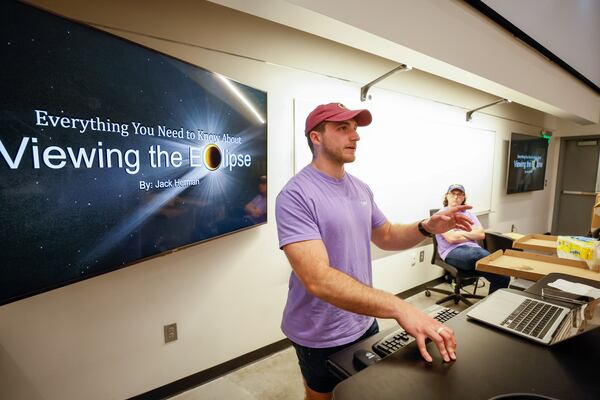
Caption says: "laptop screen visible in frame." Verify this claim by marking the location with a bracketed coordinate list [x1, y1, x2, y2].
[554, 296, 600, 344]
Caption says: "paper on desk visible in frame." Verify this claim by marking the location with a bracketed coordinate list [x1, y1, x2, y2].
[548, 279, 600, 299]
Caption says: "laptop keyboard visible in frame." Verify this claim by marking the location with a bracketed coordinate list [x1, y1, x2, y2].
[501, 298, 562, 339]
[372, 306, 460, 357]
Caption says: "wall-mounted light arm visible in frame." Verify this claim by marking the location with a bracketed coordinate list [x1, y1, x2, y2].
[360, 64, 412, 101]
[466, 98, 511, 121]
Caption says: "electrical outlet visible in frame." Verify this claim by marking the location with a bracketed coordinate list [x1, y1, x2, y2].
[419, 250, 425, 263]
[164, 323, 178, 343]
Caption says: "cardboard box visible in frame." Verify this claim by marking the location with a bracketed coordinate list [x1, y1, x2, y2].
[592, 193, 600, 232]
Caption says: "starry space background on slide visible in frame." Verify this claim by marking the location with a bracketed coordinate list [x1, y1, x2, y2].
[0, 1, 267, 305]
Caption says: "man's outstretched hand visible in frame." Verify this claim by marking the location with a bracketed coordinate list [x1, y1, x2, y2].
[424, 205, 473, 234]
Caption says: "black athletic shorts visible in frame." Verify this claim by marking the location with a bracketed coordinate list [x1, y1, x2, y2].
[291, 320, 379, 393]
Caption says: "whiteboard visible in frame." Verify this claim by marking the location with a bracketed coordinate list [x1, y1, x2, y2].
[294, 91, 495, 223]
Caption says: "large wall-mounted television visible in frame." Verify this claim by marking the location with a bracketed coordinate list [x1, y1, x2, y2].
[506, 132, 548, 194]
[0, 2, 267, 306]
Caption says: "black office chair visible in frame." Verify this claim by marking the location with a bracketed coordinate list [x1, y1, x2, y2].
[424, 209, 485, 306]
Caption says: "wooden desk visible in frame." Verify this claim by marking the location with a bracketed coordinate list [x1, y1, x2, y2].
[477, 249, 600, 282]
[512, 234, 557, 254]
[500, 232, 524, 240]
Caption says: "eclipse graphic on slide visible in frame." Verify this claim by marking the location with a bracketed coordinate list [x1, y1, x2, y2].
[204, 144, 222, 170]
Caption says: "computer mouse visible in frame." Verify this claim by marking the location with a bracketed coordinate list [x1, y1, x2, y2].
[352, 349, 381, 371]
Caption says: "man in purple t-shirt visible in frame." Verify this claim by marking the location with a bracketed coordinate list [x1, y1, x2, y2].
[276, 102, 477, 399]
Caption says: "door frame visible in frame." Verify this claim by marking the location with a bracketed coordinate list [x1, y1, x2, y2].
[551, 135, 600, 234]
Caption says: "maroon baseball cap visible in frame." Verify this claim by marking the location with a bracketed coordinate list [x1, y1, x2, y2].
[304, 103, 372, 135]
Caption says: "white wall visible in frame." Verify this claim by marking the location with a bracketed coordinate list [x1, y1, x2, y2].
[211, 0, 600, 124]
[0, 1, 581, 398]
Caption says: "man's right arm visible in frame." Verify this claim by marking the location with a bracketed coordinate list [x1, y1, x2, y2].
[282, 239, 456, 363]
[283, 239, 408, 319]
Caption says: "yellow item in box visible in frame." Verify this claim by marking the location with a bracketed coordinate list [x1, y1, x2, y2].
[557, 236, 600, 272]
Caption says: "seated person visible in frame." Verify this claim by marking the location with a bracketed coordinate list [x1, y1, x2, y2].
[436, 184, 510, 294]
[243, 175, 267, 224]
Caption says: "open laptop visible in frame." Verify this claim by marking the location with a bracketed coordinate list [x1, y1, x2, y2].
[466, 288, 600, 345]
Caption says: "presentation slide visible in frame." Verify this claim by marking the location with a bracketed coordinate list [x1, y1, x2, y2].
[506, 133, 547, 194]
[0, 2, 267, 305]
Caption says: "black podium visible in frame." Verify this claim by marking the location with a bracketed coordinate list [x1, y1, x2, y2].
[332, 273, 600, 400]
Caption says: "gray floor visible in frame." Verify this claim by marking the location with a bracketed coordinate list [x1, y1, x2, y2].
[171, 281, 489, 400]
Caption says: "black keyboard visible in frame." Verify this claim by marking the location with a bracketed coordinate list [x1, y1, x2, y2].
[372, 305, 460, 357]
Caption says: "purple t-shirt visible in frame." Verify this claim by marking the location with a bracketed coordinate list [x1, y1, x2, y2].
[435, 208, 482, 260]
[275, 165, 387, 348]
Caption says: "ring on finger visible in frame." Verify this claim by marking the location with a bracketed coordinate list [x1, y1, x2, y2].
[436, 327, 445, 334]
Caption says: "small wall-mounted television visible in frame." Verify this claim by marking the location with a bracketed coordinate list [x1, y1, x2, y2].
[0, 2, 267, 305]
[506, 132, 548, 194]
